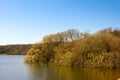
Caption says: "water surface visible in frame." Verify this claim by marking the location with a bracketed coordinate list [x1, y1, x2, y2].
[0, 55, 120, 80]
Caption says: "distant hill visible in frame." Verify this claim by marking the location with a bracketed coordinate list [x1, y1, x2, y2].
[0, 44, 32, 55]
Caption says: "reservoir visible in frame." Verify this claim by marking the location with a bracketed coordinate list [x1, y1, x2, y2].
[0, 55, 120, 80]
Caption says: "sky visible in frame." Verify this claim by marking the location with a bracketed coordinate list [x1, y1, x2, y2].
[0, 0, 120, 45]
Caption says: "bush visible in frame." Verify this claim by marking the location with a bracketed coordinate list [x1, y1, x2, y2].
[25, 28, 120, 68]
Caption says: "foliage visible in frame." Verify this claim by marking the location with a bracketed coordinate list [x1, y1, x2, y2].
[0, 44, 31, 55]
[42, 29, 82, 43]
[25, 28, 120, 69]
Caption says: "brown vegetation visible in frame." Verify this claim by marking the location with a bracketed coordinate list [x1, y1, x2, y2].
[0, 44, 32, 55]
[24, 28, 120, 68]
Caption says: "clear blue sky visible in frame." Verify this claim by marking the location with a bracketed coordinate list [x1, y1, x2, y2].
[0, 0, 120, 45]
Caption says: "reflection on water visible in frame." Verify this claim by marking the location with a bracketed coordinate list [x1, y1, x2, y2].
[25, 64, 120, 80]
[0, 55, 120, 80]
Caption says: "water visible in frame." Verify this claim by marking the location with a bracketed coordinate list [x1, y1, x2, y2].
[0, 55, 120, 80]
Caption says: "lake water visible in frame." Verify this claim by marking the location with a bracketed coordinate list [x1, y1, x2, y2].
[0, 55, 120, 80]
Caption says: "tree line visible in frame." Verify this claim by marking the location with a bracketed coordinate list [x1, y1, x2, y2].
[0, 44, 31, 55]
[24, 28, 120, 69]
